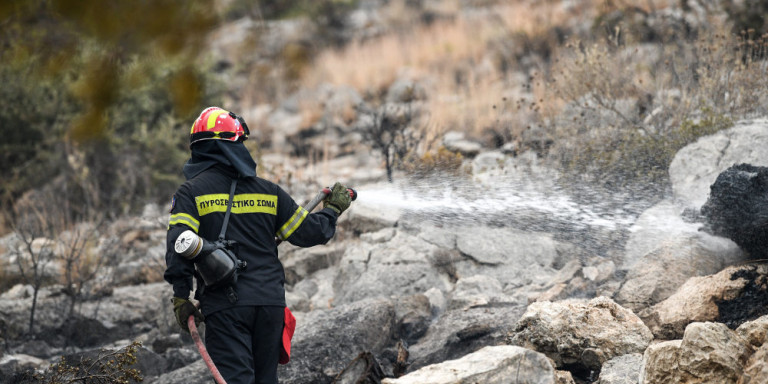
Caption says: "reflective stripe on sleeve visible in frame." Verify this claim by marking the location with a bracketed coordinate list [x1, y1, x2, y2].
[168, 213, 200, 233]
[277, 207, 309, 240]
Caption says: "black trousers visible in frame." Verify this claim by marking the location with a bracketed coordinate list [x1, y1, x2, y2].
[205, 306, 284, 384]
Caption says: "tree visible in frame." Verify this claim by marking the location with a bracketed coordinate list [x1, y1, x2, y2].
[0, 0, 223, 218]
[7, 186, 111, 335]
[9, 211, 57, 335]
[357, 102, 422, 182]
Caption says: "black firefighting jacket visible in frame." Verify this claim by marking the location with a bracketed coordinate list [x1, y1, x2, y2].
[164, 164, 337, 316]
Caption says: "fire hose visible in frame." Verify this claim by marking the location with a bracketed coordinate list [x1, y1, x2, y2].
[189, 316, 227, 384]
[187, 186, 357, 383]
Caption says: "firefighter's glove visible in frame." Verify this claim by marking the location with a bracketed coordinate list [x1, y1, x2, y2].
[172, 297, 204, 333]
[324, 182, 351, 215]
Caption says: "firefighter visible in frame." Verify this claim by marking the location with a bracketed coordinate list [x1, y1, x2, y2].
[164, 107, 351, 384]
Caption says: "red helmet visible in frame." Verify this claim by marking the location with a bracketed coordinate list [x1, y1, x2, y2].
[189, 107, 250, 145]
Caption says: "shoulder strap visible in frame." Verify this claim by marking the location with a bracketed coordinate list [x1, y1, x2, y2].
[219, 178, 238, 241]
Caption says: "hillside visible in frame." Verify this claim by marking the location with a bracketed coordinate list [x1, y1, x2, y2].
[2, 1, 768, 383]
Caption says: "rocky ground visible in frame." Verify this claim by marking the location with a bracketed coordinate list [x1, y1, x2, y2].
[1, 120, 768, 384]
[3, 1, 768, 383]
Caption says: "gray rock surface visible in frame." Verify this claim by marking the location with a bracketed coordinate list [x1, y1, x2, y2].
[616, 231, 746, 313]
[669, 120, 768, 210]
[510, 297, 653, 371]
[382, 345, 556, 384]
[279, 298, 397, 384]
[643, 264, 768, 340]
[596, 353, 643, 384]
[640, 322, 753, 384]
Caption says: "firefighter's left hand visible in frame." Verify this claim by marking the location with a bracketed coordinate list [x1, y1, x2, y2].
[324, 182, 351, 215]
[172, 297, 204, 333]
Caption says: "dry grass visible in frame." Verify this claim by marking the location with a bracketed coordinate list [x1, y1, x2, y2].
[298, 0, 762, 188]
[302, 0, 609, 150]
[305, 1, 586, 91]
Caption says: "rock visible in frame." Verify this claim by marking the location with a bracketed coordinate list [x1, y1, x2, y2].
[15, 340, 59, 359]
[382, 345, 556, 384]
[638, 340, 683, 384]
[669, 119, 768, 210]
[509, 296, 653, 372]
[471, 151, 506, 175]
[615, 231, 745, 313]
[359, 227, 396, 244]
[162, 347, 199, 373]
[80, 283, 168, 329]
[332, 232, 451, 305]
[151, 334, 184, 355]
[443, 131, 482, 157]
[555, 370, 576, 384]
[0, 284, 33, 300]
[449, 275, 505, 310]
[736, 315, 768, 348]
[386, 79, 427, 103]
[285, 289, 311, 312]
[153, 359, 209, 384]
[393, 294, 432, 344]
[520, 125, 554, 156]
[622, 199, 705, 269]
[454, 226, 557, 288]
[268, 108, 303, 150]
[0, 354, 47, 376]
[317, 83, 364, 127]
[701, 163, 768, 259]
[407, 304, 525, 371]
[303, 268, 337, 311]
[278, 298, 396, 384]
[112, 261, 148, 286]
[640, 322, 753, 384]
[644, 264, 768, 340]
[282, 243, 346, 285]
[423, 287, 447, 318]
[132, 347, 168, 380]
[343, 198, 401, 234]
[333, 352, 387, 384]
[741, 343, 768, 384]
[596, 353, 643, 384]
[582, 260, 615, 283]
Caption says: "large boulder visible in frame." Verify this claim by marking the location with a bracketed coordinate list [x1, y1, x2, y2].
[615, 231, 745, 313]
[596, 353, 643, 384]
[382, 345, 556, 384]
[153, 360, 209, 384]
[669, 119, 768, 210]
[407, 304, 525, 371]
[332, 232, 452, 305]
[640, 322, 753, 384]
[453, 226, 558, 289]
[700, 163, 768, 259]
[741, 343, 768, 384]
[643, 264, 768, 340]
[509, 297, 652, 373]
[622, 200, 706, 269]
[278, 298, 397, 384]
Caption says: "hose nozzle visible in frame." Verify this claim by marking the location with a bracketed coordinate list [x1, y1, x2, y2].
[322, 187, 357, 201]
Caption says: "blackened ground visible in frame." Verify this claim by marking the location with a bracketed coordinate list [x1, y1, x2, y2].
[701, 163, 768, 260]
[717, 266, 768, 329]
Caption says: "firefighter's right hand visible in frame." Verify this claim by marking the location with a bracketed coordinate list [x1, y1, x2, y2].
[172, 297, 204, 333]
[324, 182, 352, 215]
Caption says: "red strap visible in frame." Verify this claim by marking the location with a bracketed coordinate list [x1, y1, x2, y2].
[280, 307, 297, 364]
